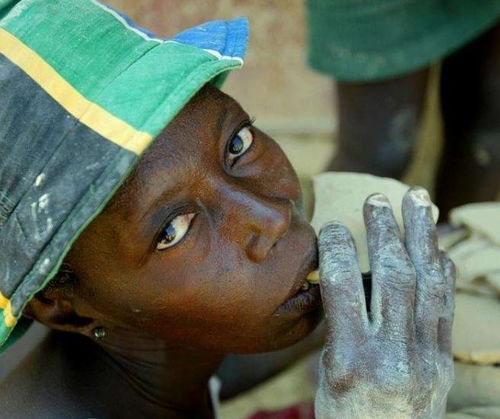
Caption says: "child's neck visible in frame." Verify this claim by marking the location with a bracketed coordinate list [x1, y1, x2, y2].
[40, 329, 224, 418]
[92, 327, 224, 417]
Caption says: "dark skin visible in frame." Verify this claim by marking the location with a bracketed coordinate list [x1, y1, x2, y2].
[0, 84, 455, 418]
[0, 84, 322, 418]
[328, 23, 500, 217]
[436, 23, 500, 213]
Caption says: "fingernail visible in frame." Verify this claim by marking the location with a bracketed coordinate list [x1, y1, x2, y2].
[409, 187, 431, 205]
[366, 193, 391, 207]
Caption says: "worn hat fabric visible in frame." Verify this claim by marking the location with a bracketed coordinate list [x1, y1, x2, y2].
[0, 0, 248, 351]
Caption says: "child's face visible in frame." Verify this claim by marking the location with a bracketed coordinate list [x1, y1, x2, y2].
[65, 84, 321, 353]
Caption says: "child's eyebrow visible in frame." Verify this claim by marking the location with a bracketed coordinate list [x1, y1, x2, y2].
[140, 179, 183, 225]
[214, 99, 248, 132]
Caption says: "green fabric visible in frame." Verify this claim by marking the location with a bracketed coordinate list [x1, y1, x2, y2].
[1, 0, 242, 134]
[307, 0, 500, 81]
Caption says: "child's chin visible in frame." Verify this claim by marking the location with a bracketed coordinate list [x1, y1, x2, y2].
[256, 307, 323, 353]
[284, 307, 322, 342]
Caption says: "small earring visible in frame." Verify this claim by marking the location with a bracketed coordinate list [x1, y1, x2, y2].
[92, 326, 106, 340]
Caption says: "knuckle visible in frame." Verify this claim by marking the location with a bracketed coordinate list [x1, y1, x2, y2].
[321, 242, 353, 261]
[421, 263, 443, 279]
[421, 277, 445, 299]
[377, 257, 416, 284]
[327, 370, 358, 395]
[320, 248, 358, 276]
[319, 232, 356, 259]
[323, 270, 352, 287]
[422, 360, 439, 382]
[374, 370, 412, 396]
[399, 265, 417, 282]
[382, 274, 415, 295]
[321, 348, 359, 394]
[320, 258, 355, 281]
[368, 349, 414, 392]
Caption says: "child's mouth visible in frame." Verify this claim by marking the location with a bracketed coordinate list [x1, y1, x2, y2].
[274, 264, 322, 316]
[274, 278, 321, 315]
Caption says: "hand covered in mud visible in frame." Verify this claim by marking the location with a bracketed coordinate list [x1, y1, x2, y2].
[315, 188, 455, 419]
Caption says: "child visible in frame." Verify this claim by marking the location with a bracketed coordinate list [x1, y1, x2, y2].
[0, 1, 454, 417]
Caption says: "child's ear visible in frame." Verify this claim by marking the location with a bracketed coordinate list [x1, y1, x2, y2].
[23, 283, 95, 334]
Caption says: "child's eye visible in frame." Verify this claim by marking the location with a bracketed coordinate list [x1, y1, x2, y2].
[227, 126, 253, 164]
[156, 213, 195, 251]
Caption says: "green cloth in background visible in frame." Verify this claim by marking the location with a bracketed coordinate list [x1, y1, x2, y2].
[307, 0, 500, 81]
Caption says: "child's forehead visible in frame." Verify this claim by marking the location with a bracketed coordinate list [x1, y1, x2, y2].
[142, 85, 248, 162]
[177, 83, 245, 120]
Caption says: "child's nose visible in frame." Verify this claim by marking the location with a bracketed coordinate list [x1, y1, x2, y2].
[241, 195, 292, 263]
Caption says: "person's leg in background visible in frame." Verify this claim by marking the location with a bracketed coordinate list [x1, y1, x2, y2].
[305, 0, 432, 179]
[329, 68, 429, 178]
[436, 23, 500, 216]
[307, 0, 500, 200]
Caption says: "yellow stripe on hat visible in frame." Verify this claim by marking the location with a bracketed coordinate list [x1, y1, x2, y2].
[0, 28, 153, 155]
[0, 291, 16, 328]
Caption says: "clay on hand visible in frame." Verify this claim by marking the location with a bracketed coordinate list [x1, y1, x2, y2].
[314, 187, 455, 419]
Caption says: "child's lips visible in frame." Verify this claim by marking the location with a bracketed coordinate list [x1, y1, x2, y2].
[273, 248, 319, 315]
[274, 282, 321, 315]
